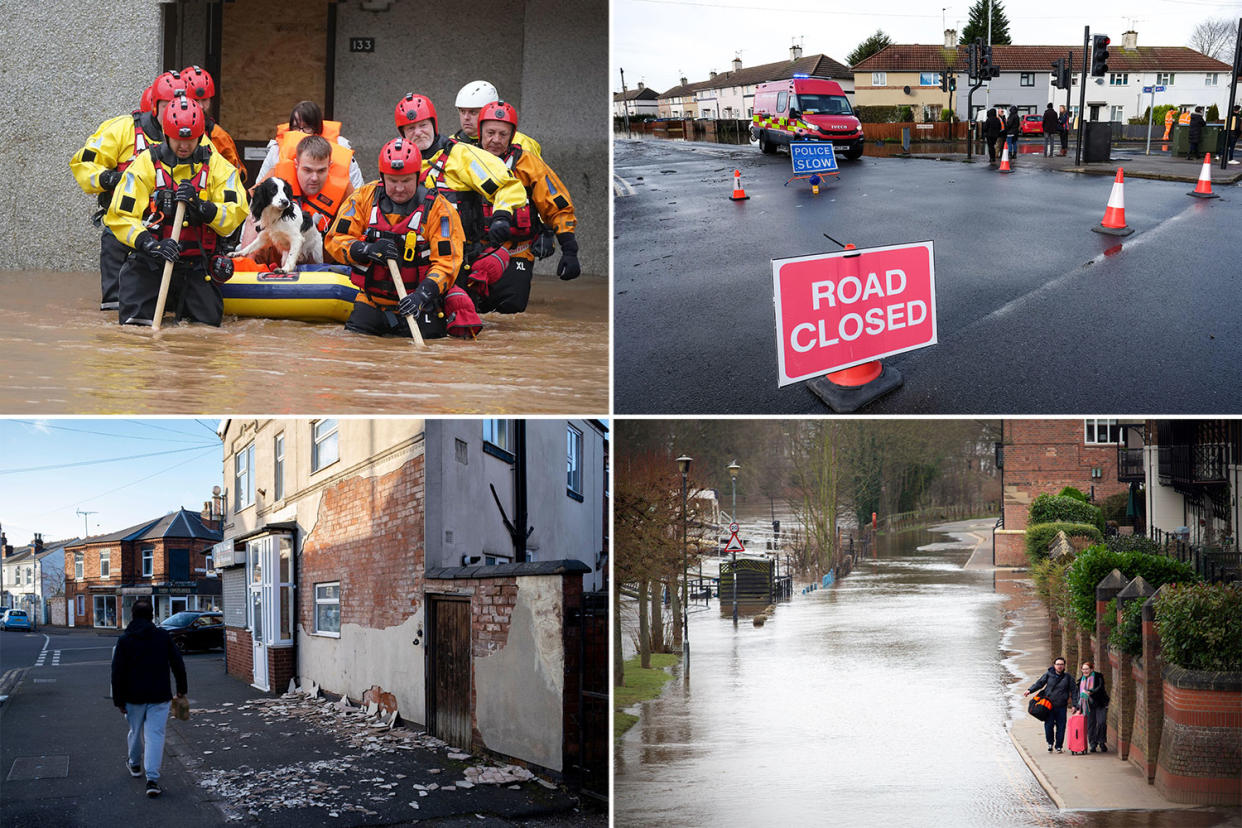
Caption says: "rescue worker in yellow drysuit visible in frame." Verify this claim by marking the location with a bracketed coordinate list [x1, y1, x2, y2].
[452, 80, 543, 158]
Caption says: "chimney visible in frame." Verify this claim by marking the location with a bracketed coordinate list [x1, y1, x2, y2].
[680, 76, 688, 87]
[709, 70, 717, 79]
[1, 530, 10, 559]
[637, 81, 644, 90]
[944, 29, 957, 49]
[1122, 30, 1137, 51]
[733, 56, 742, 72]
[33, 533, 43, 554]
[791, 44, 803, 60]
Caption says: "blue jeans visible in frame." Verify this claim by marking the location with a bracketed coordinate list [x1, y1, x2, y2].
[126, 701, 170, 781]
[1044, 704, 1067, 749]
[1006, 135, 1018, 158]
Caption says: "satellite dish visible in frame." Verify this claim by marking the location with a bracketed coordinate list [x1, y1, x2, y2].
[903, 85, 912, 95]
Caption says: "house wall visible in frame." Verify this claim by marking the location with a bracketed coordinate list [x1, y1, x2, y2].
[525, 420, 606, 591]
[854, 71, 954, 112]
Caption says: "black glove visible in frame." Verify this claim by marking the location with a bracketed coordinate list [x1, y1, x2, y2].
[137, 231, 179, 263]
[175, 181, 216, 224]
[556, 232, 580, 280]
[397, 279, 440, 317]
[99, 169, 122, 190]
[350, 239, 399, 265]
[487, 212, 512, 244]
[531, 229, 556, 260]
[209, 254, 234, 283]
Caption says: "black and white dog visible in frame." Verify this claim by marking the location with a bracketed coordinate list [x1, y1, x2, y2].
[232, 177, 322, 271]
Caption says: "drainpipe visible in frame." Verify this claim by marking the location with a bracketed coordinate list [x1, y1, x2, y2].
[514, 421, 528, 562]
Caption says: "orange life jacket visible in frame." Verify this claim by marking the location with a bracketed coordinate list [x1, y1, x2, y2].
[269, 146, 352, 233]
[349, 183, 440, 302]
[481, 146, 535, 242]
[275, 120, 342, 145]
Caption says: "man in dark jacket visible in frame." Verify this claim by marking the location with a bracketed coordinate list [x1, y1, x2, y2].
[1005, 106, 1020, 164]
[1042, 104, 1059, 157]
[1187, 106, 1206, 160]
[1025, 657, 1074, 752]
[983, 109, 1003, 164]
[111, 599, 187, 797]
[1058, 106, 1070, 156]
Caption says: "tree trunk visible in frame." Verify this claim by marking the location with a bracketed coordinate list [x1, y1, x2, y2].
[638, 580, 651, 668]
[613, 581, 625, 686]
[650, 580, 665, 653]
[670, 571, 683, 650]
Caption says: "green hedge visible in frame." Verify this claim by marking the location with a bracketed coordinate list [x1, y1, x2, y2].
[856, 105, 905, 124]
[1025, 522, 1103, 564]
[1065, 544, 1199, 628]
[1153, 582, 1242, 671]
[1057, 486, 1088, 503]
[1110, 596, 1144, 658]
[1030, 493, 1105, 532]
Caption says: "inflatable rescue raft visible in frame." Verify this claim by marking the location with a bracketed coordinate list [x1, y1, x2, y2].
[220, 263, 358, 322]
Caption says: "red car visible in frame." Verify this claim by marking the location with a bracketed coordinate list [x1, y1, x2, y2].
[1020, 114, 1044, 135]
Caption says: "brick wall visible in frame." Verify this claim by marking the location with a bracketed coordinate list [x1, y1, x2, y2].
[226, 627, 253, 685]
[1154, 666, 1242, 805]
[269, 646, 296, 695]
[471, 579, 518, 657]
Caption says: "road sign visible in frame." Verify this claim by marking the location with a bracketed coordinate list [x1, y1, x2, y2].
[729, 522, 739, 533]
[1143, 85, 1167, 93]
[789, 141, 838, 176]
[724, 532, 745, 553]
[772, 241, 937, 386]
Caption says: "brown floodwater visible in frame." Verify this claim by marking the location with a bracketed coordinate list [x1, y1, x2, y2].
[0, 271, 608, 414]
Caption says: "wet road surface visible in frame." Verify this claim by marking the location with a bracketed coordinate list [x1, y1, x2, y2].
[0, 272, 608, 414]
[613, 139, 1242, 414]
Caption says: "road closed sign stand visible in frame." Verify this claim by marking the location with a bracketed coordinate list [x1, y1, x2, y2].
[772, 241, 937, 412]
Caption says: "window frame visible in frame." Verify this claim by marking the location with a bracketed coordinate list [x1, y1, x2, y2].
[919, 72, 942, 87]
[1109, 105, 1124, 122]
[1108, 73, 1128, 86]
[311, 419, 339, 473]
[567, 425, 584, 501]
[1084, 418, 1122, 445]
[235, 442, 255, 511]
[483, 420, 515, 463]
[74, 552, 83, 580]
[99, 547, 111, 579]
[1205, 73, 1218, 87]
[314, 581, 341, 638]
[141, 546, 154, 578]
[1156, 72, 1174, 86]
[871, 72, 887, 87]
[273, 432, 285, 502]
[1019, 73, 1035, 87]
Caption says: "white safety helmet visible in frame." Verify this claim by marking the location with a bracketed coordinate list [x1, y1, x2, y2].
[456, 80, 499, 109]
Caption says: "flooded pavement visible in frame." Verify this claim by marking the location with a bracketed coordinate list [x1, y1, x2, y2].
[615, 523, 1237, 827]
[0, 271, 608, 414]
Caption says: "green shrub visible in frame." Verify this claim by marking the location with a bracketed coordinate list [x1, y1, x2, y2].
[1030, 493, 1104, 532]
[1099, 491, 1131, 526]
[1099, 597, 1118, 637]
[1153, 582, 1242, 671]
[855, 105, 904, 124]
[1206, 104, 1220, 123]
[1104, 535, 1162, 556]
[899, 105, 913, 122]
[1025, 522, 1103, 564]
[1065, 544, 1199, 628]
[1030, 557, 1073, 618]
[1110, 596, 1144, 658]
[939, 108, 955, 122]
[1057, 486, 1088, 503]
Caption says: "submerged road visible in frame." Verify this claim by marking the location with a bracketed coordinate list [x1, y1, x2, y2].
[613, 139, 1242, 414]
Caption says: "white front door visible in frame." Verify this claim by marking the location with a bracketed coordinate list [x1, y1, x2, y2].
[251, 588, 267, 690]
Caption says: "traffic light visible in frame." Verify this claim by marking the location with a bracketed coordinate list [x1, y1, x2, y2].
[940, 73, 948, 92]
[1051, 58, 1065, 89]
[968, 42, 979, 80]
[1091, 34, 1110, 77]
[949, 77, 957, 92]
[981, 45, 1000, 79]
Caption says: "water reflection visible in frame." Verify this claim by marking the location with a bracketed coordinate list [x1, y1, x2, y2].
[615, 524, 1235, 828]
[0, 271, 608, 413]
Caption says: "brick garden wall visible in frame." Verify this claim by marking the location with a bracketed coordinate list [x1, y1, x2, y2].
[1154, 666, 1242, 805]
[226, 627, 253, 685]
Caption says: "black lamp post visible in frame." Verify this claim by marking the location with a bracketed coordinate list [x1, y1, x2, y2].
[676, 454, 692, 678]
[728, 460, 741, 626]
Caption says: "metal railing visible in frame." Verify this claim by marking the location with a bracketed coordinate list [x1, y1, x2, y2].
[1148, 527, 1240, 584]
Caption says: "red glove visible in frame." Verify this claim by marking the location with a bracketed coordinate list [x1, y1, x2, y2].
[466, 247, 510, 297]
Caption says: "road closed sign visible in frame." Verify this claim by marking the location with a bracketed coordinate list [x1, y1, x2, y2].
[790, 141, 838, 176]
[772, 241, 937, 386]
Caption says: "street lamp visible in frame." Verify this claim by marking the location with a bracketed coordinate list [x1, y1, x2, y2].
[728, 460, 741, 626]
[676, 454, 692, 679]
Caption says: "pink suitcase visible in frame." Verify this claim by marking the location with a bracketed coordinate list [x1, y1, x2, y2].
[1067, 712, 1088, 755]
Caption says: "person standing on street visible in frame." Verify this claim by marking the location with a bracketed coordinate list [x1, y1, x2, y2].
[1187, 106, 1206, 160]
[983, 108, 1003, 164]
[111, 599, 187, 798]
[1058, 105, 1070, 155]
[1005, 106, 1020, 164]
[1228, 104, 1240, 165]
[1042, 103, 1059, 157]
[1024, 657, 1073, 753]
[1074, 660, 1110, 753]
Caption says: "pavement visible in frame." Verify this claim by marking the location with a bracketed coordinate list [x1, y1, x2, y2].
[0, 634, 600, 827]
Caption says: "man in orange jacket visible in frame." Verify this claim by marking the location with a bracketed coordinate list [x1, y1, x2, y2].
[324, 139, 481, 340]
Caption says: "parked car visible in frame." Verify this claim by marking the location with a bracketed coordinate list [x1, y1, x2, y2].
[1, 609, 34, 631]
[1020, 114, 1044, 135]
[159, 611, 223, 652]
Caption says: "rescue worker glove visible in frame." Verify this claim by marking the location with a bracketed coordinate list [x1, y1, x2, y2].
[137, 231, 180, 263]
[209, 254, 234, 283]
[555, 232, 580, 280]
[397, 279, 440, 317]
[350, 239, 399, 265]
[465, 247, 511, 297]
[531, 229, 556, 260]
[99, 169, 122, 191]
[486, 212, 513, 244]
[175, 181, 217, 225]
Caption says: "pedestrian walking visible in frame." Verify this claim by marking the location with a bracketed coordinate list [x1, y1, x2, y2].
[111, 598, 187, 798]
[1024, 657, 1073, 753]
[1228, 105, 1240, 165]
[1187, 106, 1206, 160]
[1058, 105, 1070, 155]
[1074, 660, 1110, 753]
[983, 108, 1003, 164]
[1005, 106, 1020, 164]
[1042, 104, 1059, 157]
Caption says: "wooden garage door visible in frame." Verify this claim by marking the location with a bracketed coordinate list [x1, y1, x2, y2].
[428, 597, 471, 749]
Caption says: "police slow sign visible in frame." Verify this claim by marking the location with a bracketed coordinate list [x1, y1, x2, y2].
[772, 241, 937, 386]
[790, 141, 838, 176]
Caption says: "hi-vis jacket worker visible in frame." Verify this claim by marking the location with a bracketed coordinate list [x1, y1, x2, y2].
[324, 138, 481, 340]
[473, 100, 580, 315]
[71, 71, 184, 311]
[392, 93, 528, 262]
[105, 97, 247, 327]
[180, 65, 246, 182]
[452, 80, 543, 158]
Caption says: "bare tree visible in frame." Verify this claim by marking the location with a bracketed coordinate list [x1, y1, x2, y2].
[1189, 17, 1237, 61]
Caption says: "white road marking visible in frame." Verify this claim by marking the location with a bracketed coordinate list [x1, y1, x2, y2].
[613, 174, 636, 198]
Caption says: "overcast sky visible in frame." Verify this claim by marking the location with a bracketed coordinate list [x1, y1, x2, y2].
[0, 419, 222, 546]
[613, 0, 1242, 93]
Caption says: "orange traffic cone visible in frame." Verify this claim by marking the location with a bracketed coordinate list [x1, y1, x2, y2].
[1092, 168, 1134, 236]
[729, 169, 749, 201]
[1188, 153, 1220, 199]
[997, 142, 1012, 173]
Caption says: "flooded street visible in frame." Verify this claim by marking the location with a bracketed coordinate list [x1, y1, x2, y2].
[0, 271, 608, 414]
[615, 523, 1237, 827]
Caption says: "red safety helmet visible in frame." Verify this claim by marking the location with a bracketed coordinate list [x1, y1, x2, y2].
[378, 138, 422, 175]
[180, 65, 215, 100]
[161, 96, 206, 141]
[394, 93, 437, 134]
[139, 84, 154, 113]
[150, 71, 187, 105]
[479, 100, 518, 131]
